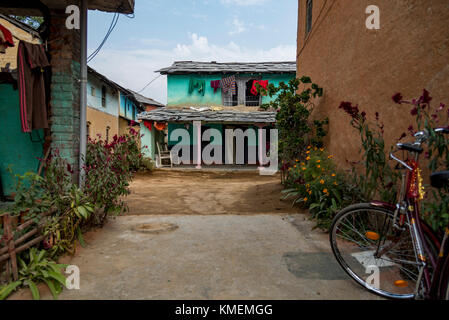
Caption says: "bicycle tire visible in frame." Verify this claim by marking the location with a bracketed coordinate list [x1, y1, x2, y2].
[330, 203, 426, 299]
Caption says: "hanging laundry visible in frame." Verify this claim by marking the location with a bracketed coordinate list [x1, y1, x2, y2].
[143, 120, 152, 131]
[0, 24, 14, 54]
[221, 75, 236, 95]
[210, 80, 221, 93]
[17, 41, 51, 133]
[154, 122, 167, 131]
[188, 78, 205, 96]
[251, 80, 269, 96]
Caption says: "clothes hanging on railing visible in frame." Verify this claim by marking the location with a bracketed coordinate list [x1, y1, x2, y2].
[210, 80, 221, 93]
[251, 80, 269, 96]
[221, 75, 236, 95]
[143, 120, 152, 131]
[188, 78, 205, 96]
[0, 24, 14, 53]
[17, 41, 51, 133]
[154, 122, 167, 131]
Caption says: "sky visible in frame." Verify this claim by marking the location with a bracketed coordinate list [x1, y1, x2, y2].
[87, 0, 298, 104]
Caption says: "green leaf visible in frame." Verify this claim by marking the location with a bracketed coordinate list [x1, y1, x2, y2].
[24, 280, 40, 300]
[42, 279, 59, 300]
[77, 227, 86, 248]
[48, 270, 67, 286]
[0, 281, 22, 300]
[77, 206, 89, 219]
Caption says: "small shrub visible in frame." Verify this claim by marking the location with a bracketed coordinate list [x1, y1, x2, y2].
[283, 148, 363, 230]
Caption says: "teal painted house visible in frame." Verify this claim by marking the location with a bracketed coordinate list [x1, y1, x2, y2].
[138, 61, 296, 167]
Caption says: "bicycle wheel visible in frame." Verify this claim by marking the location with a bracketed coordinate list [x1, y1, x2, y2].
[330, 203, 423, 299]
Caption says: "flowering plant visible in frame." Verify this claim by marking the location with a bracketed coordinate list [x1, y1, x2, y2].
[393, 89, 449, 233]
[283, 148, 363, 230]
[339, 101, 400, 203]
[83, 127, 141, 226]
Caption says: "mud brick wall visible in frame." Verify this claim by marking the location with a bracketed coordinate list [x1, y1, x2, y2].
[48, 7, 81, 179]
[297, 0, 449, 168]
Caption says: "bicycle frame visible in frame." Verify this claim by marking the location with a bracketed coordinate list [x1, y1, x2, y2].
[372, 152, 449, 300]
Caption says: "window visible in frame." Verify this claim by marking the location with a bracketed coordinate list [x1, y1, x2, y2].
[245, 80, 261, 107]
[101, 86, 107, 108]
[87, 121, 91, 139]
[222, 77, 262, 107]
[91, 86, 96, 97]
[222, 82, 238, 107]
[106, 126, 110, 143]
[306, 0, 313, 36]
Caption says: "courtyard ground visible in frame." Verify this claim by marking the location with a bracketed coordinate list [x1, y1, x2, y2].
[10, 170, 379, 300]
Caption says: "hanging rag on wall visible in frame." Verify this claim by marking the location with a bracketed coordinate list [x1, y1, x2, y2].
[251, 80, 269, 96]
[17, 41, 51, 133]
[221, 75, 236, 95]
[0, 24, 14, 54]
[143, 120, 152, 131]
[210, 80, 221, 93]
[188, 78, 205, 96]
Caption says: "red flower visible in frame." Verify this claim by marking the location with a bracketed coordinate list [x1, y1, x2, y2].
[339, 101, 360, 119]
[392, 93, 403, 104]
[398, 133, 406, 141]
[410, 107, 418, 116]
[419, 89, 432, 105]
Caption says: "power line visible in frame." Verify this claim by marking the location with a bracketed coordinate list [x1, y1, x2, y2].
[137, 74, 163, 93]
[87, 12, 119, 63]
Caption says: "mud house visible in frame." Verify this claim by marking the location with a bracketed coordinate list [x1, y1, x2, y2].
[87, 67, 155, 142]
[0, 0, 135, 198]
[296, 0, 449, 167]
[138, 61, 296, 167]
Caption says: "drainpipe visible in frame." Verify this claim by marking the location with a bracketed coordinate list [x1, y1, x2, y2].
[79, 0, 88, 187]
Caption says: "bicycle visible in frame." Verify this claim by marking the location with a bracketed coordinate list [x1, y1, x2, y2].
[329, 127, 449, 300]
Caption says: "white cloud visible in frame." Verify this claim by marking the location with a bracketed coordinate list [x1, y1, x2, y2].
[229, 18, 246, 35]
[88, 33, 295, 105]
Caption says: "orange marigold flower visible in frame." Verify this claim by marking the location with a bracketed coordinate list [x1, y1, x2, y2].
[323, 189, 328, 193]
[304, 197, 308, 202]
[307, 146, 312, 149]
[317, 165, 321, 168]
[306, 156, 311, 161]
[328, 155, 334, 159]
[317, 160, 321, 163]
[302, 167, 307, 171]
[320, 179, 325, 184]
[332, 173, 336, 177]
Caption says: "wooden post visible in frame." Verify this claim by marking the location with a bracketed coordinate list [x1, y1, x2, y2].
[3, 214, 18, 281]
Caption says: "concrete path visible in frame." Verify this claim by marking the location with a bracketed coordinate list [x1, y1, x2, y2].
[10, 171, 379, 300]
[42, 214, 376, 300]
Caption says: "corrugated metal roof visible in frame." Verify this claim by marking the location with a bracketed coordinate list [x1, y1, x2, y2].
[138, 108, 277, 124]
[129, 90, 165, 108]
[157, 61, 297, 75]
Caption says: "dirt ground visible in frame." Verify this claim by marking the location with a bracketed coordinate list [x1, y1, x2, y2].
[126, 170, 300, 216]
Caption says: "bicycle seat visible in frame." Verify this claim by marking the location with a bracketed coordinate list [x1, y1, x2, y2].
[430, 171, 449, 189]
[397, 143, 423, 154]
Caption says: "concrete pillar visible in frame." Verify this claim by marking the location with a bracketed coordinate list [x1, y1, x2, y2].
[194, 121, 202, 169]
[256, 124, 265, 169]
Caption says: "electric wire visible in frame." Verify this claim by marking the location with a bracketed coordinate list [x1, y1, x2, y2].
[87, 12, 119, 63]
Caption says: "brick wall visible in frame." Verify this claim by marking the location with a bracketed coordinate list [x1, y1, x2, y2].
[297, 0, 449, 168]
[48, 7, 81, 178]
